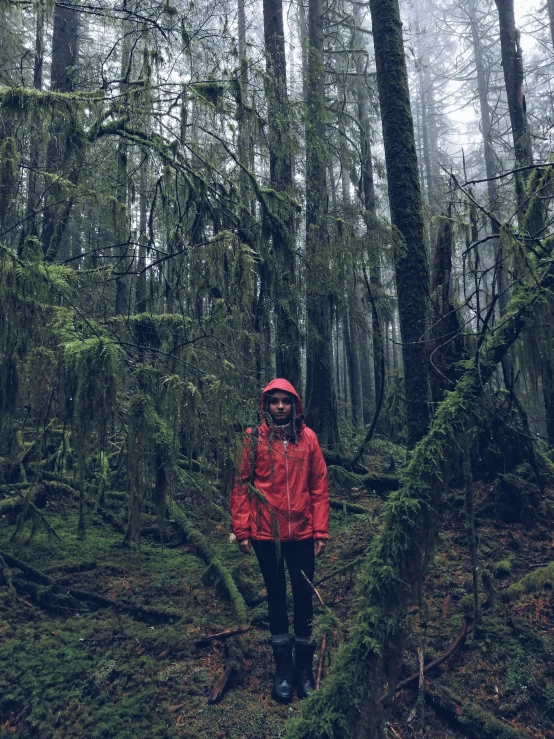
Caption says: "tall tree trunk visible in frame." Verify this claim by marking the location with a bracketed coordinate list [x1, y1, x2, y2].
[19, 0, 45, 256]
[115, 15, 132, 316]
[468, 0, 498, 214]
[136, 158, 148, 314]
[346, 275, 363, 429]
[494, 0, 533, 184]
[494, 0, 554, 442]
[548, 0, 554, 50]
[368, 0, 430, 447]
[429, 207, 466, 408]
[304, 0, 339, 447]
[468, 0, 513, 389]
[263, 0, 301, 388]
[353, 2, 383, 424]
[41, 2, 80, 260]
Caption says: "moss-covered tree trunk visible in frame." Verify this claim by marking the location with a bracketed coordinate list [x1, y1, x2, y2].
[286, 227, 554, 739]
[263, 0, 301, 389]
[368, 0, 430, 447]
[304, 0, 339, 447]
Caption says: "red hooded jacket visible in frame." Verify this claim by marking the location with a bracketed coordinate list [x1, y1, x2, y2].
[230, 379, 329, 542]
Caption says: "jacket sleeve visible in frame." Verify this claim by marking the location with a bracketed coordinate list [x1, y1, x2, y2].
[230, 432, 254, 540]
[308, 433, 329, 540]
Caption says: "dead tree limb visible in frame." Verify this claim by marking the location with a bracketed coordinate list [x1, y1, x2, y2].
[195, 626, 253, 648]
[207, 663, 234, 704]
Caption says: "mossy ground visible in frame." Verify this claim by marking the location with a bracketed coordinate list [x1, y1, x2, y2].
[1, 465, 554, 738]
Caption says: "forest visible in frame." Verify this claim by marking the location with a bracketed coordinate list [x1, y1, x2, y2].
[1, 0, 554, 735]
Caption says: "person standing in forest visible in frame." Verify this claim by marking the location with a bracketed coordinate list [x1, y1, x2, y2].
[230, 379, 329, 703]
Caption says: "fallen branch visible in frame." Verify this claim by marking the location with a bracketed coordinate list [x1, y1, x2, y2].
[381, 617, 471, 702]
[0, 549, 177, 623]
[207, 663, 234, 704]
[194, 626, 253, 648]
[425, 679, 529, 739]
[168, 499, 247, 623]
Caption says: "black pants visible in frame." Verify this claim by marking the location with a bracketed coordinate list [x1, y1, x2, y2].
[252, 539, 315, 638]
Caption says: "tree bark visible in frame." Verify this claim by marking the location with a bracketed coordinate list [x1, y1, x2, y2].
[353, 2, 383, 424]
[18, 0, 45, 256]
[115, 15, 132, 316]
[368, 0, 430, 447]
[41, 2, 80, 260]
[493, 0, 533, 179]
[263, 0, 301, 389]
[548, 0, 554, 51]
[429, 208, 466, 408]
[494, 0, 554, 442]
[304, 0, 339, 447]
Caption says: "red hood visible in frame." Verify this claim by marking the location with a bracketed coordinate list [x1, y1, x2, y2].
[260, 378, 304, 416]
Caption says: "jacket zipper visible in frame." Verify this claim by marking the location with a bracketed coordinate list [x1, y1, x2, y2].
[283, 439, 291, 539]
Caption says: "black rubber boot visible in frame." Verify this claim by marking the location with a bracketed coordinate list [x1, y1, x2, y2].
[271, 640, 294, 703]
[294, 640, 316, 699]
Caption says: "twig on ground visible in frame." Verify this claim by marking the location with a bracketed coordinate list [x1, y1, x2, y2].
[194, 626, 253, 647]
[300, 569, 325, 607]
[207, 663, 234, 704]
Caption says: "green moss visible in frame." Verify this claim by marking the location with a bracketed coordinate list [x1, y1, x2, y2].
[504, 563, 554, 603]
[493, 558, 514, 579]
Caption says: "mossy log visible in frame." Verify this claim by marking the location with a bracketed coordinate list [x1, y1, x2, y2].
[329, 499, 372, 515]
[0, 494, 27, 515]
[502, 562, 554, 602]
[0, 478, 77, 516]
[285, 234, 554, 737]
[168, 499, 247, 623]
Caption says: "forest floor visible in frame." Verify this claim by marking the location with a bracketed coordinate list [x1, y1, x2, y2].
[1, 448, 554, 738]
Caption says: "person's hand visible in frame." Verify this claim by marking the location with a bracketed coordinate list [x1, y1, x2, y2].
[314, 539, 327, 557]
[238, 538, 252, 554]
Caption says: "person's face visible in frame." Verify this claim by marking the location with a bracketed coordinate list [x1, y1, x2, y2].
[267, 391, 293, 424]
